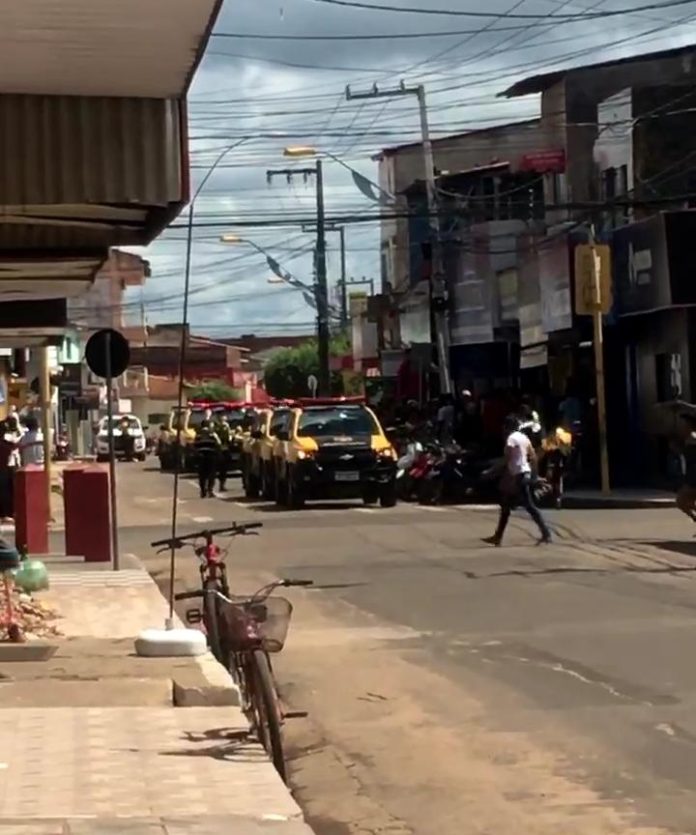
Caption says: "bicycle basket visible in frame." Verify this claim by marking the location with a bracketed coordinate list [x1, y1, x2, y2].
[218, 595, 293, 653]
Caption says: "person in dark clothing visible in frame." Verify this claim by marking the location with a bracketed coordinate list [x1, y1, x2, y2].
[675, 413, 696, 524]
[483, 415, 552, 547]
[195, 420, 221, 498]
[0, 422, 16, 521]
[215, 416, 231, 492]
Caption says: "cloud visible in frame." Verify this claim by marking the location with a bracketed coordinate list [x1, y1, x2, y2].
[129, 0, 696, 334]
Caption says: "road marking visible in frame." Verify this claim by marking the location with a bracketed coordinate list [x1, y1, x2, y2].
[191, 516, 214, 523]
[416, 505, 447, 512]
[353, 507, 377, 514]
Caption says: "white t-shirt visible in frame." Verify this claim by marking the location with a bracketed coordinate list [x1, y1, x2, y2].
[506, 430, 532, 476]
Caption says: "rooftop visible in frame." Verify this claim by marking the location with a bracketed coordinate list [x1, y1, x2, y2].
[374, 118, 539, 160]
[501, 43, 696, 98]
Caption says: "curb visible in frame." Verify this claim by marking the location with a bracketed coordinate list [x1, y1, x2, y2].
[561, 495, 674, 510]
[118, 553, 242, 708]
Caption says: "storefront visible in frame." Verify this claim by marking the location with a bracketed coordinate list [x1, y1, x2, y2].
[612, 210, 696, 482]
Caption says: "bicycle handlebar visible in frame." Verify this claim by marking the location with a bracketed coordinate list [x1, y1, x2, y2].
[151, 522, 263, 549]
[173, 578, 313, 604]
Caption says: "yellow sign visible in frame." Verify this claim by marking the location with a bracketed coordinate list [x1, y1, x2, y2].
[574, 244, 612, 315]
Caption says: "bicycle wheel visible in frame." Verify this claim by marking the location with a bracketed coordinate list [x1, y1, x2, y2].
[203, 579, 223, 663]
[248, 649, 285, 781]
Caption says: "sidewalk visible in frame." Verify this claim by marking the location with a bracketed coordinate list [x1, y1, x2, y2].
[0, 556, 314, 834]
[563, 487, 674, 509]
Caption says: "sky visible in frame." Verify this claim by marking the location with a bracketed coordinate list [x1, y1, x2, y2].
[125, 0, 696, 337]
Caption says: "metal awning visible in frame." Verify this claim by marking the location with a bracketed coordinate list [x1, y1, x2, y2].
[0, 252, 106, 302]
[0, 0, 222, 98]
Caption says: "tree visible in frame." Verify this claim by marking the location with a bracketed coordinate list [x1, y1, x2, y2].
[187, 380, 242, 402]
[264, 335, 351, 399]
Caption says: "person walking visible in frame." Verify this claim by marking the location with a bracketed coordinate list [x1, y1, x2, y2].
[194, 419, 221, 498]
[18, 416, 44, 466]
[483, 415, 552, 547]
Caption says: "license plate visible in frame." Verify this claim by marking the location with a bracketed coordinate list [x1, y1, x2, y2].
[335, 471, 360, 482]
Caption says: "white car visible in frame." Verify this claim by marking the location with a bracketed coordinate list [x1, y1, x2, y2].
[95, 415, 147, 462]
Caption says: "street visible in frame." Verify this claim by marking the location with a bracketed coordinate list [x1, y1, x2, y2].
[110, 460, 696, 835]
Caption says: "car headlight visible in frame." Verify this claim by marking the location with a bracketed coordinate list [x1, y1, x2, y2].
[297, 449, 315, 460]
[378, 447, 396, 459]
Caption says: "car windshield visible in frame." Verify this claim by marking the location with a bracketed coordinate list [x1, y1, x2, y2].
[188, 410, 208, 430]
[297, 407, 377, 437]
[218, 408, 247, 429]
[101, 417, 140, 432]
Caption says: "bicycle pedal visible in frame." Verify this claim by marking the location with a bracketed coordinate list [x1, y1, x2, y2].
[284, 710, 308, 719]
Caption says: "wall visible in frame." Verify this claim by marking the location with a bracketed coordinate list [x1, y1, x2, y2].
[378, 120, 546, 292]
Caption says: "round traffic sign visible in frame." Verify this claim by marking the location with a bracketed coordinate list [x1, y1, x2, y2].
[85, 329, 130, 379]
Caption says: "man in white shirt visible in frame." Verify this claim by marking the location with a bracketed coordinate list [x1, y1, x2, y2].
[18, 417, 44, 466]
[483, 415, 551, 546]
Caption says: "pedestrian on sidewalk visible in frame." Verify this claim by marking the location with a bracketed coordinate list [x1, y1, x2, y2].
[195, 419, 221, 498]
[674, 413, 696, 525]
[18, 416, 44, 466]
[483, 415, 552, 547]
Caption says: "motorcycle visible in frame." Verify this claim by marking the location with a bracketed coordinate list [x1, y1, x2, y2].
[418, 443, 500, 505]
[53, 435, 70, 462]
[539, 426, 573, 508]
[396, 440, 441, 502]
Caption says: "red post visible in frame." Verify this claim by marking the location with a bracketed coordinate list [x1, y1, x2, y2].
[14, 465, 49, 554]
[72, 464, 111, 562]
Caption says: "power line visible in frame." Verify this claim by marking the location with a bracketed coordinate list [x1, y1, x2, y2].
[305, 0, 696, 17]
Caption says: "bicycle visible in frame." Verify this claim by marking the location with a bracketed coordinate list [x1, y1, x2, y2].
[151, 522, 263, 663]
[176, 579, 312, 782]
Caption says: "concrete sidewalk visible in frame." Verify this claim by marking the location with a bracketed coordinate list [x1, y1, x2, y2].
[0, 556, 314, 834]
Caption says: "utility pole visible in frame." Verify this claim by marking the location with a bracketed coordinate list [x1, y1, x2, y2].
[347, 81, 452, 394]
[303, 222, 348, 330]
[268, 163, 330, 396]
[590, 228, 611, 495]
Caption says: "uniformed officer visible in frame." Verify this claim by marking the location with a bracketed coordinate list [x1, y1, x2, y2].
[194, 419, 221, 498]
[215, 415, 232, 492]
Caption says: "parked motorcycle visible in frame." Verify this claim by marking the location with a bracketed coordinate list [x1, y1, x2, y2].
[418, 443, 501, 505]
[539, 426, 573, 508]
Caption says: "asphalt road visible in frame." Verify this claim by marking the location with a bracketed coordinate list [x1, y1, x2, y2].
[107, 460, 696, 835]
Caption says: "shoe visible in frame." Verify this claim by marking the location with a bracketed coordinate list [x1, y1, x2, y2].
[482, 536, 501, 547]
[537, 535, 552, 546]
[207, 491, 214, 498]
[199, 493, 206, 499]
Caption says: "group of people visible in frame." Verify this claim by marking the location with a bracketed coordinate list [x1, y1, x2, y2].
[0, 413, 44, 520]
[194, 413, 233, 499]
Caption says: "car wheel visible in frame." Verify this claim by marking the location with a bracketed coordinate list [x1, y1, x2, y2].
[362, 489, 379, 505]
[379, 481, 397, 508]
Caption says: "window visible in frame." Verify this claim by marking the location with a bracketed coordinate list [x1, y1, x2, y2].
[297, 406, 377, 437]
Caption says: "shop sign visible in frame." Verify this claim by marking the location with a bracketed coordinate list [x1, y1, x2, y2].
[520, 149, 566, 173]
[520, 344, 548, 369]
[539, 235, 572, 333]
[613, 214, 670, 315]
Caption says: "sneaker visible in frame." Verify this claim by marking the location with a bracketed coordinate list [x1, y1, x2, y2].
[537, 535, 552, 546]
[482, 535, 501, 547]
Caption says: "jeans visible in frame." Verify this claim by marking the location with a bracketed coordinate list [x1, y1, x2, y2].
[494, 473, 551, 541]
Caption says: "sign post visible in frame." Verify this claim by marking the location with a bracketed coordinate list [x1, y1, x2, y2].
[574, 239, 612, 495]
[85, 329, 130, 570]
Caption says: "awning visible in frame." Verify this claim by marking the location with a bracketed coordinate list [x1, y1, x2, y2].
[0, 0, 222, 98]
